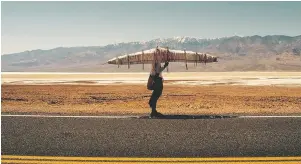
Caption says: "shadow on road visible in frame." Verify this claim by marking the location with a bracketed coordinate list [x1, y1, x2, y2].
[139, 115, 237, 119]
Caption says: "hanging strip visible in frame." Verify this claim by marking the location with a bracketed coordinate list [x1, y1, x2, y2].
[142, 50, 144, 70]
[156, 46, 159, 63]
[195, 52, 198, 67]
[127, 54, 130, 69]
[117, 56, 119, 68]
[167, 47, 169, 72]
[184, 49, 188, 70]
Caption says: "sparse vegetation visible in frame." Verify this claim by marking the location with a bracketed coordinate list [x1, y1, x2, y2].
[2, 84, 301, 115]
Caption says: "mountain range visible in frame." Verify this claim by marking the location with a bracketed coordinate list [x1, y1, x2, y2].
[2, 35, 301, 72]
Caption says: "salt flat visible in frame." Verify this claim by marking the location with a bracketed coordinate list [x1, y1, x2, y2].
[2, 72, 301, 86]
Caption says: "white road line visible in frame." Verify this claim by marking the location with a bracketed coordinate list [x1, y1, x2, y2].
[1, 114, 140, 119]
[239, 116, 301, 118]
[1, 114, 301, 118]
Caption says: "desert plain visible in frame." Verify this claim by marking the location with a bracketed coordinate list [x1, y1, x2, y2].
[1, 72, 301, 116]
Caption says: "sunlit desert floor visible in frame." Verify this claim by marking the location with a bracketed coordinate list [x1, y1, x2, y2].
[1, 72, 301, 115]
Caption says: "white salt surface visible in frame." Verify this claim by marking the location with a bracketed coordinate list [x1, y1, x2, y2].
[2, 72, 301, 86]
[170, 78, 301, 86]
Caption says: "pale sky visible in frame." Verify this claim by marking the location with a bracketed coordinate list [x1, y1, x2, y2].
[1, 1, 301, 54]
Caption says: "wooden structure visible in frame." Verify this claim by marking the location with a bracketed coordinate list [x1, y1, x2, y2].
[107, 46, 218, 70]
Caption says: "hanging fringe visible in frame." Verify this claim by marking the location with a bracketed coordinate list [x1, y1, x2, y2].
[184, 49, 188, 70]
[127, 54, 130, 69]
[142, 50, 144, 70]
[117, 56, 120, 68]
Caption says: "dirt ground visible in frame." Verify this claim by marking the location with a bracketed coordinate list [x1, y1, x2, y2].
[2, 84, 301, 115]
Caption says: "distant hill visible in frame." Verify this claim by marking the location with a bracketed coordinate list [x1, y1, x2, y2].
[2, 35, 301, 72]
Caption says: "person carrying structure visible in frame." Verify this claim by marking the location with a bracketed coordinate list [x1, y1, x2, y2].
[147, 60, 169, 118]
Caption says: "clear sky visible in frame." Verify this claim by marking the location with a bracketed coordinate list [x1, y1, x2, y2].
[1, 1, 301, 54]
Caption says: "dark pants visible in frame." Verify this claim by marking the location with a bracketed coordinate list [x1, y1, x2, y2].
[149, 77, 163, 112]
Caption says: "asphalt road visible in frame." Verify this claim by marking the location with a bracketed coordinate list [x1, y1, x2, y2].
[2, 115, 301, 157]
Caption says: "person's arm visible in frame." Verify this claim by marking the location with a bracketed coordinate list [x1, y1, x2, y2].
[160, 61, 169, 72]
[152, 62, 169, 79]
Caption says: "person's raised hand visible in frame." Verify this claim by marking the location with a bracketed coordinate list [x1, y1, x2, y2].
[164, 61, 169, 67]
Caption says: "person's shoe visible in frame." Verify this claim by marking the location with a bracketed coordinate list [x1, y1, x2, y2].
[150, 111, 156, 118]
[155, 112, 164, 117]
[150, 111, 164, 118]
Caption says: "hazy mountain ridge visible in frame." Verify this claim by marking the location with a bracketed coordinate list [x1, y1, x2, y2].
[2, 35, 301, 72]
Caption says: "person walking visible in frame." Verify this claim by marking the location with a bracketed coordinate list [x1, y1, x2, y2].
[148, 61, 169, 118]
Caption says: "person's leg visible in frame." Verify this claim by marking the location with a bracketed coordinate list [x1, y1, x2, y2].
[152, 93, 160, 112]
[150, 89, 163, 117]
[149, 91, 155, 108]
[149, 91, 159, 111]
[149, 77, 164, 117]
[155, 79, 163, 109]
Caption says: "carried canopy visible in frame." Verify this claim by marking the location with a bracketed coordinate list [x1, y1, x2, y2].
[107, 46, 218, 70]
